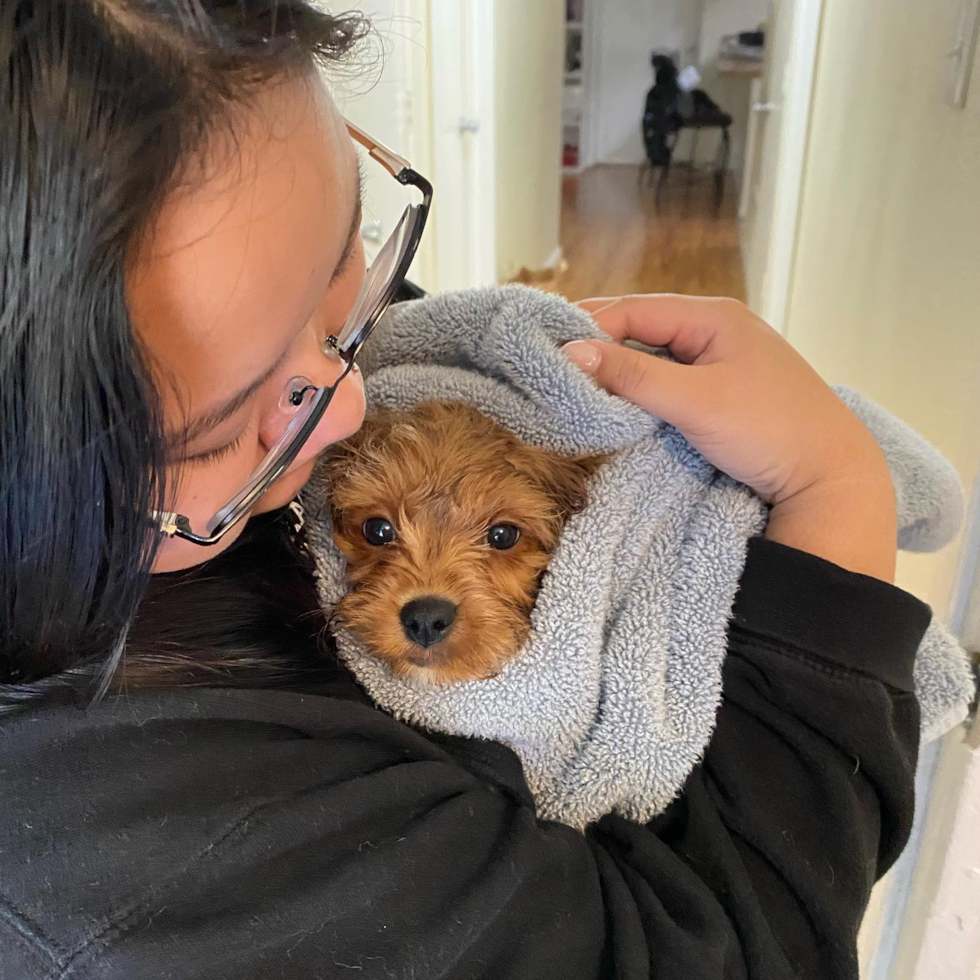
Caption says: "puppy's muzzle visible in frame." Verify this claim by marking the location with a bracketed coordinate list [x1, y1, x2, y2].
[400, 596, 457, 649]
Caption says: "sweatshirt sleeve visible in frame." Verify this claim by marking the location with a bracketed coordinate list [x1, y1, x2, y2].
[0, 539, 928, 980]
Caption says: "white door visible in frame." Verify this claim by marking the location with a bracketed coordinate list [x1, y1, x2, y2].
[332, 1, 497, 294]
[740, 0, 824, 332]
[427, 0, 498, 290]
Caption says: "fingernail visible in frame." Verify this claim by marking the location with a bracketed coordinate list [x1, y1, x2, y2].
[563, 340, 601, 374]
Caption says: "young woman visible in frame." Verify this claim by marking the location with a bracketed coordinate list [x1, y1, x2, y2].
[0, 3, 923, 978]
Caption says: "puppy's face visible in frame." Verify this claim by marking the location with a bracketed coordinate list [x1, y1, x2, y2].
[322, 401, 604, 685]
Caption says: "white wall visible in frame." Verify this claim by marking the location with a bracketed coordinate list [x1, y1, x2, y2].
[695, 0, 771, 183]
[591, 0, 704, 165]
[785, 0, 980, 614]
[493, 0, 565, 280]
[698, 0, 769, 65]
[589, 0, 768, 173]
[904, 738, 980, 980]
[782, 0, 980, 963]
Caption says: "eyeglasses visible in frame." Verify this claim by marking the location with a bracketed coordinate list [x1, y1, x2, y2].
[154, 121, 432, 547]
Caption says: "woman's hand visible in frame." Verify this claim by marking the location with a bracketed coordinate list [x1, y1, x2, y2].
[564, 294, 897, 581]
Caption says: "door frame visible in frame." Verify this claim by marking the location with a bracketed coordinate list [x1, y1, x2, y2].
[750, 0, 825, 333]
[579, 0, 602, 170]
[428, 0, 497, 289]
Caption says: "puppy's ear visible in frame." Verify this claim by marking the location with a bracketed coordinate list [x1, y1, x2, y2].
[510, 446, 608, 519]
[318, 410, 388, 490]
[318, 438, 354, 494]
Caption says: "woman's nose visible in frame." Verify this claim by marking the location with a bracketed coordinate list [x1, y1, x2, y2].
[297, 358, 366, 461]
[258, 345, 366, 463]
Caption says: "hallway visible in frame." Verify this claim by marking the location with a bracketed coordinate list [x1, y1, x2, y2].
[550, 165, 746, 302]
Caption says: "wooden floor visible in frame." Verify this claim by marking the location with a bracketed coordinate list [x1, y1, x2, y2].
[547, 164, 746, 303]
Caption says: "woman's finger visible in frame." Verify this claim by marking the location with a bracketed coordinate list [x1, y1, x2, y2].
[563, 339, 707, 429]
[577, 294, 743, 364]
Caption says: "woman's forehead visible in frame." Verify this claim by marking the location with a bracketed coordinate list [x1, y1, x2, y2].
[127, 76, 357, 420]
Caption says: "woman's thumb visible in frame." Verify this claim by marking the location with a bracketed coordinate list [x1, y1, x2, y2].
[562, 339, 699, 428]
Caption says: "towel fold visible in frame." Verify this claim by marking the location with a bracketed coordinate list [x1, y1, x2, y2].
[304, 285, 975, 829]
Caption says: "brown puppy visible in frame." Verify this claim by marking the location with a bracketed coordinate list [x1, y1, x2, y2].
[322, 401, 605, 685]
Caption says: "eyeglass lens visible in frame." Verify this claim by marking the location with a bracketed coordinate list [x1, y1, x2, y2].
[335, 206, 414, 354]
[207, 383, 329, 534]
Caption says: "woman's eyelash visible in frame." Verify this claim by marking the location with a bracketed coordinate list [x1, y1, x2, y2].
[333, 237, 358, 282]
[185, 430, 246, 466]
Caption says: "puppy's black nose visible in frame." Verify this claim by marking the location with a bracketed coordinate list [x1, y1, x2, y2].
[400, 596, 457, 648]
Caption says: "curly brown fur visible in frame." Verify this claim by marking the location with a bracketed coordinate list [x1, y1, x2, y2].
[322, 401, 606, 685]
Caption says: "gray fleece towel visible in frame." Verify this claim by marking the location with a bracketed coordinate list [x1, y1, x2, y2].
[304, 285, 975, 830]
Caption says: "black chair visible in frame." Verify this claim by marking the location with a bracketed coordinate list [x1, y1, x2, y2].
[641, 54, 732, 210]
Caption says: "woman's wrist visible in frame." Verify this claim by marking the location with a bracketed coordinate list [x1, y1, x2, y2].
[765, 450, 897, 582]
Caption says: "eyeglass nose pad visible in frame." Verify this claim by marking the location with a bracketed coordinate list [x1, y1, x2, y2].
[279, 376, 317, 414]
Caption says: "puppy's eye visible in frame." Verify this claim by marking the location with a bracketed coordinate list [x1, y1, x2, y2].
[362, 517, 397, 546]
[487, 524, 521, 550]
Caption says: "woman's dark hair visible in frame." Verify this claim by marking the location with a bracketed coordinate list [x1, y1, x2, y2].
[0, 1, 369, 713]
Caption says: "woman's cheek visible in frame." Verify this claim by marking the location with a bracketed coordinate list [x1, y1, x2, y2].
[152, 520, 249, 572]
[151, 453, 261, 572]
[165, 448, 260, 519]
[295, 363, 366, 463]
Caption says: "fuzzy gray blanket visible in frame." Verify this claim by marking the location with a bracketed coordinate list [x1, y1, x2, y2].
[304, 285, 975, 830]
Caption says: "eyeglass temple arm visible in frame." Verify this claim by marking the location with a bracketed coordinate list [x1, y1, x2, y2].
[345, 120, 412, 179]
[155, 511, 219, 546]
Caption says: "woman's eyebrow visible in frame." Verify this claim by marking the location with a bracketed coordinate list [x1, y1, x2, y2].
[330, 165, 364, 285]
